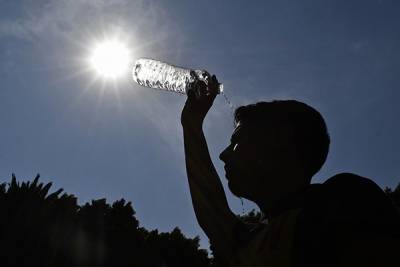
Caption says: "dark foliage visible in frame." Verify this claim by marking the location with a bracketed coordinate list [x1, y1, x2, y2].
[385, 183, 400, 213]
[0, 174, 212, 267]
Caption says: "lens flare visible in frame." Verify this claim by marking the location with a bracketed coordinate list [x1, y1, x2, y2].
[89, 39, 130, 79]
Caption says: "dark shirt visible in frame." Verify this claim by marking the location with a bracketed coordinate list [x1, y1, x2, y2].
[293, 173, 400, 267]
[229, 173, 400, 267]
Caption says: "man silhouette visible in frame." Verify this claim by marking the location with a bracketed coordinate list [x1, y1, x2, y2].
[181, 76, 400, 267]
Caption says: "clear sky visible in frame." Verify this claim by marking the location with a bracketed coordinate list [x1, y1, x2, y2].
[1, 0, 399, 250]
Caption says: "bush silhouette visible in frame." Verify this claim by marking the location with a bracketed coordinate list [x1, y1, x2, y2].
[385, 183, 400, 213]
[0, 174, 212, 267]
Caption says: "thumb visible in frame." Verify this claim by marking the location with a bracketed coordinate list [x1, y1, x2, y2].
[187, 88, 196, 100]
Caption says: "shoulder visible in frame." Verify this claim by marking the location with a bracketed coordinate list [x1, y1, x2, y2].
[323, 172, 382, 195]
[299, 173, 389, 222]
[322, 174, 400, 266]
[322, 173, 387, 209]
[294, 174, 400, 266]
[321, 173, 398, 226]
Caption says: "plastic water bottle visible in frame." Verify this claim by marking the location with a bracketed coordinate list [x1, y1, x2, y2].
[132, 58, 223, 95]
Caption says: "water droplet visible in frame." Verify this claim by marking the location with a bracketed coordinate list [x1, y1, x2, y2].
[221, 91, 236, 114]
[240, 197, 245, 216]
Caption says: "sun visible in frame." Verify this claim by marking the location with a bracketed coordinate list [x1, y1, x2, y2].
[89, 39, 131, 79]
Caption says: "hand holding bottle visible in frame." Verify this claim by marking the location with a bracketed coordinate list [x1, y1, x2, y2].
[181, 74, 219, 128]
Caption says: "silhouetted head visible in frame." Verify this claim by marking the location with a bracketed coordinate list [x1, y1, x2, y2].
[219, 100, 330, 212]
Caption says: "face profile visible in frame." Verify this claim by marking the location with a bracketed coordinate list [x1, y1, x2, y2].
[219, 122, 260, 198]
[220, 100, 330, 208]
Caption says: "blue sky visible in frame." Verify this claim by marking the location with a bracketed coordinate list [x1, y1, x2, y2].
[1, 0, 399, 250]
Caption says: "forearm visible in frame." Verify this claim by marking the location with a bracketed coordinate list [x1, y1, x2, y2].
[183, 123, 233, 233]
[180, 77, 244, 262]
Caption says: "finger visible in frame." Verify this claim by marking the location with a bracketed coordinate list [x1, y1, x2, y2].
[187, 87, 196, 101]
[195, 80, 207, 98]
[190, 70, 199, 79]
[202, 70, 211, 79]
[208, 92, 217, 102]
[212, 74, 218, 84]
[207, 75, 219, 95]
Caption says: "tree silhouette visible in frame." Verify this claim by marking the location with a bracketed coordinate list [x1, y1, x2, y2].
[385, 183, 400, 213]
[0, 174, 211, 267]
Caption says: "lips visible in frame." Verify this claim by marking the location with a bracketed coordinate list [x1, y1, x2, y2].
[224, 165, 232, 180]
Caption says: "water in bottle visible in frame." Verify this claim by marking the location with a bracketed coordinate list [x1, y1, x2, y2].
[132, 58, 223, 95]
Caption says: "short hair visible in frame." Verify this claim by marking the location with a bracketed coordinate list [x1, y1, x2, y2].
[234, 100, 330, 179]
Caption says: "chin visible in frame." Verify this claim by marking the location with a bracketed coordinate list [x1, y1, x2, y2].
[228, 181, 245, 198]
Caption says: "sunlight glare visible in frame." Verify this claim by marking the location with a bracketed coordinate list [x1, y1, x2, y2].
[89, 39, 131, 79]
